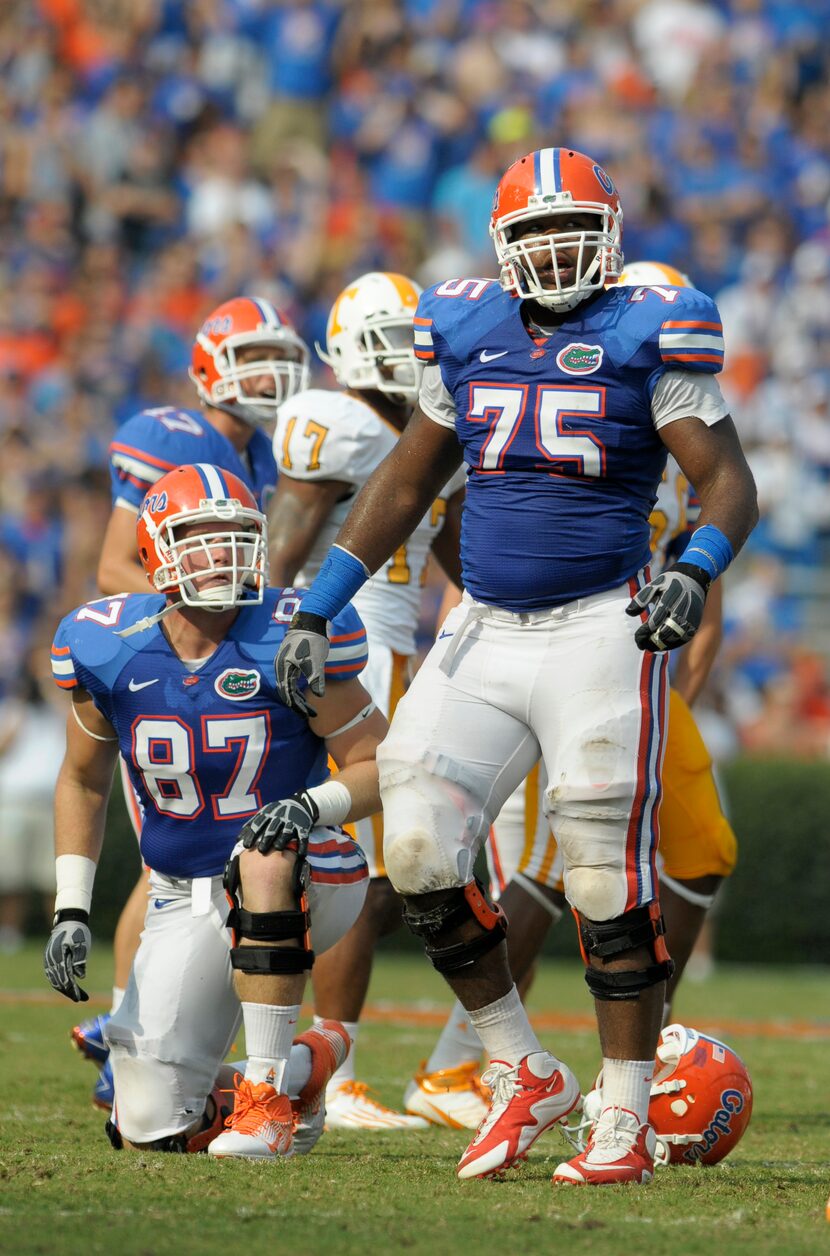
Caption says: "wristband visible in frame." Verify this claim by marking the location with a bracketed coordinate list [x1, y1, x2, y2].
[300, 545, 371, 621]
[55, 853, 97, 914]
[305, 779, 353, 828]
[678, 525, 734, 581]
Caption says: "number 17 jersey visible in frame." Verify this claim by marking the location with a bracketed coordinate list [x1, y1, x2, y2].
[415, 278, 727, 610]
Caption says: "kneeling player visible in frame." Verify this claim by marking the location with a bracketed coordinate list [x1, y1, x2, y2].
[44, 464, 387, 1159]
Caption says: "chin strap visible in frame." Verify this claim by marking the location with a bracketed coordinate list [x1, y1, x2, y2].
[115, 598, 184, 638]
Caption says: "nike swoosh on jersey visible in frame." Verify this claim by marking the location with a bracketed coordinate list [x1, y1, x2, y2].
[129, 678, 159, 691]
[153, 898, 175, 909]
[479, 349, 509, 362]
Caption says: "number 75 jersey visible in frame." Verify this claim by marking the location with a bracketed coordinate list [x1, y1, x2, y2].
[415, 277, 726, 610]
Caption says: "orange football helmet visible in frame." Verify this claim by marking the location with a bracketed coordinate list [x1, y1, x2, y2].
[189, 296, 310, 425]
[648, 1024, 753, 1166]
[490, 147, 623, 312]
[136, 463, 267, 612]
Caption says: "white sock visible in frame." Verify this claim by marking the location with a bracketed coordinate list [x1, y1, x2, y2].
[426, 1000, 483, 1072]
[285, 1044, 312, 1100]
[110, 986, 125, 1016]
[242, 1002, 302, 1092]
[600, 1057, 654, 1125]
[467, 986, 546, 1068]
[315, 1015, 358, 1087]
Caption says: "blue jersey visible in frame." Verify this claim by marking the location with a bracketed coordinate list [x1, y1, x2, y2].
[51, 589, 368, 878]
[109, 407, 276, 513]
[415, 278, 725, 609]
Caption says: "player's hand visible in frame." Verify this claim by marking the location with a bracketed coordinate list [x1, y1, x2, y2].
[274, 611, 330, 717]
[44, 911, 92, 1002]
[239, 790, 320, 857]
[625, 563, 710, 652]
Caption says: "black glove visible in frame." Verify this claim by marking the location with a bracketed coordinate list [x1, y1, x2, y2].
[274, 611, 330, 717]
[625, 562, 710, 653]
[239, 789, 320, 857]
[44, 909, 91, 1002]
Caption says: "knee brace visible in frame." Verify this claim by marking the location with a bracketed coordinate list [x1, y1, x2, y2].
[577, 900, 674, 1001]
[402, 878, 507, 974]
[223, 851, 314, 975]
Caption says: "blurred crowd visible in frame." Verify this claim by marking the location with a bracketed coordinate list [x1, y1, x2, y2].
[1, 0, 830, 784]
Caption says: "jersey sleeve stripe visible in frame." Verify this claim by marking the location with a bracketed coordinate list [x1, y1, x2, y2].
[328, 641, 368, 663]
[54, 677, 78, 690]
[329, 629, 366, 644]
[413, 316, 433, 326]
[659, 332, 724, 351]
[661, 320, 723, 331]
[661, 352, 723, 364]
[51, 645, 71, 656]
[110, 443, 178, 472]
[324, 660, 366, 676]
[309, 866, 368, 885]
[51, 660, 75, 676]
[415, 348, 436, 360]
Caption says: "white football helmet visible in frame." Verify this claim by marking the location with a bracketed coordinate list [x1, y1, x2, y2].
[317, 271, 422, 403]
[617, 260, 692, 289]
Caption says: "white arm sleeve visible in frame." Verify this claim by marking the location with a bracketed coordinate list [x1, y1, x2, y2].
[419, 363, 458, 430]
[651, 370, 730, 431]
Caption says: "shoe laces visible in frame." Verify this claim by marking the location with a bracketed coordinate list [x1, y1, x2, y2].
[586, 1106, 640, 1161]
[225, 1074, 290, 1134]
[479, 1062, 520, 1110]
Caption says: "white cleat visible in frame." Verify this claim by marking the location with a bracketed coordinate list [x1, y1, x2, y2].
[403, 1060, 490, 1130]
[324, 1080, 430, 1130]
[208, 1075, 294, 1160]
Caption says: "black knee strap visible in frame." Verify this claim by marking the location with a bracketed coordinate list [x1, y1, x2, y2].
[403, 879, 507, 975]
[579, 900, 674, 1002]
[224, 851, 314, 974]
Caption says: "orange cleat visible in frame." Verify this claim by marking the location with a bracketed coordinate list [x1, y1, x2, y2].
[207, 1074, 294, 1159]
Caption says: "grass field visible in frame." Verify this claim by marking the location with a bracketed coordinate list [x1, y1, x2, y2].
[1, 945, 828, 1256]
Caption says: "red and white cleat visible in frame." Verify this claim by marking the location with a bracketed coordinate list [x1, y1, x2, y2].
[207, 1074, 294, 1160]
[552, 1106, 656, 1185]
[291, 1020, 351, 1155]
[456, 1052, 581, 1180]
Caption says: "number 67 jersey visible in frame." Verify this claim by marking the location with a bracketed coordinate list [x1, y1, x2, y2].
[415, 277, 729, 610]
[50, 589, 368, 879]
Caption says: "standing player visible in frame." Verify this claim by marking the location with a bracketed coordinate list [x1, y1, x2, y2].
[270, 271, 467, 1129]
[273, 148, 758, 1186]
[405, 261, 737, 1125]
[46, 465, 386, 1158]
[72, 296, 309, 1107]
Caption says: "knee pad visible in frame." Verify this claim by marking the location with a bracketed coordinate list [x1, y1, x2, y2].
[379, 757, 489, 894]
[577, 900, 674, 1001]
[402, 878, 507, 974]
[553, 802, 643, 921]
[223, 851, 314, 975]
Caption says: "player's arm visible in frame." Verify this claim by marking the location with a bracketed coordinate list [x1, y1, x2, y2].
[628, 415, 757, 652]
[428, 485, 464, 587]
[672, 579, 722, 705]
[238, 678, 389, 855]
[97, 505, 153, 595]
[268, 475, 352, 586]
[45, 688, 120, 1002]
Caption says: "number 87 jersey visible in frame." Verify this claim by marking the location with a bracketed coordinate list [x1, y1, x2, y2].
[415, 276, 729, 611]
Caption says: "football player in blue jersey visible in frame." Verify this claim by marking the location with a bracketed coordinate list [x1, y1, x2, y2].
[71, 297, 310, 1107]
[273, 148, 758, 1186]
[45, 464, 387, 1159]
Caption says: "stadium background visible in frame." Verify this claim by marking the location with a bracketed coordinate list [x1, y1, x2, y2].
[0, 0, 828, 958]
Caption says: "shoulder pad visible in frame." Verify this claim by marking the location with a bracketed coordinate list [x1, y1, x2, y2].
[274, 391, 391, 484]
[110, 407, 207, 485]
[51, 594, 162, 690]
[415, 279, 503, 364]
[658, 288, 724, 374]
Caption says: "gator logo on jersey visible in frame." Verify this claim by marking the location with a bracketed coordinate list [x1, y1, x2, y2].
[556, 343, 604, 375]
[215, 668, 261, 701]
